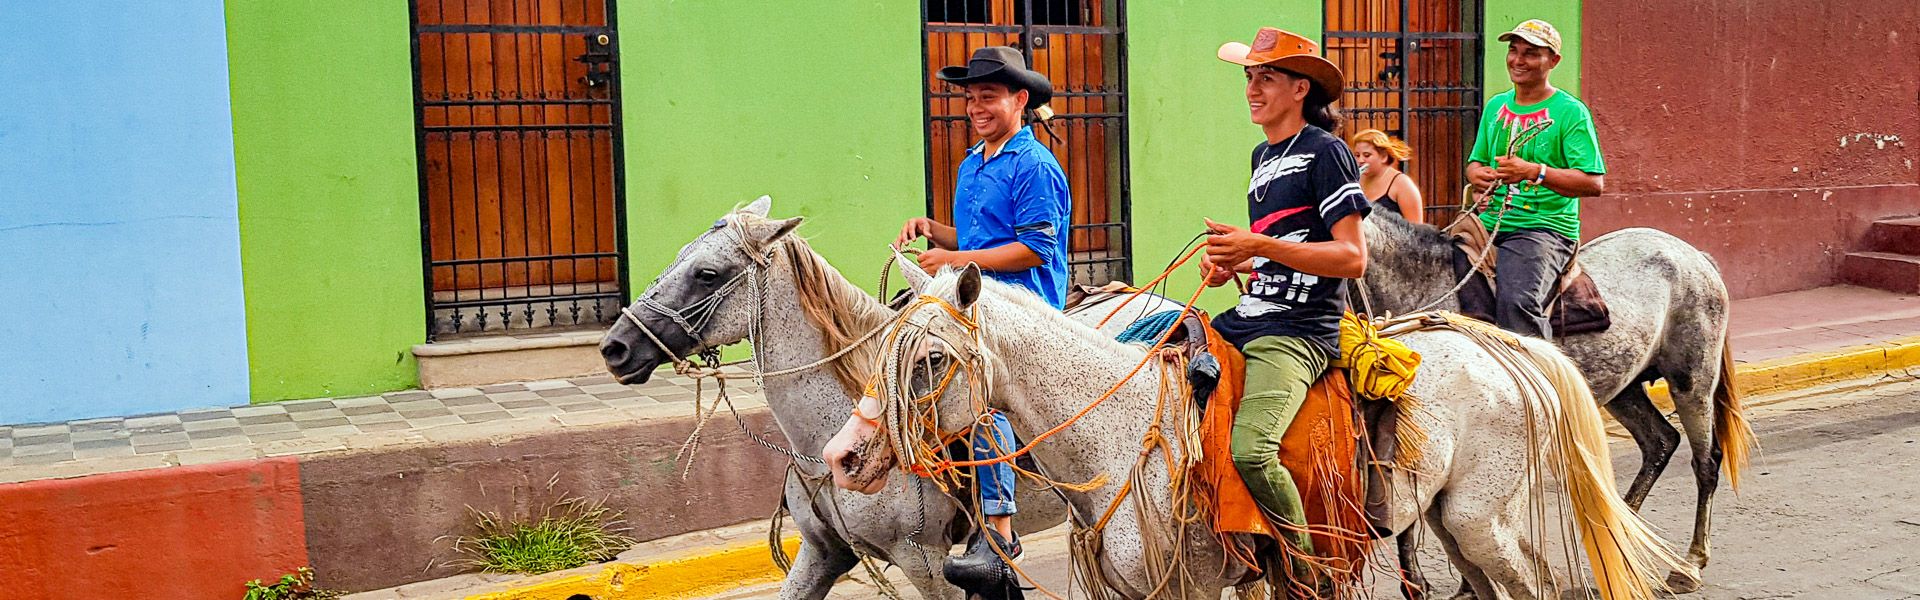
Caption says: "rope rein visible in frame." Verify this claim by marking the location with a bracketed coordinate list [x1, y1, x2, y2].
[1399, 118, 1556, 316]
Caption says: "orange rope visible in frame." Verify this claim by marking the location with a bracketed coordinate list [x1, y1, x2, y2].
[931, 245, 1216, 471]
[1098, 244, 1198, 328]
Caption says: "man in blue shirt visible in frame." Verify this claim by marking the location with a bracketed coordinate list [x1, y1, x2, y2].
[894, 46, 1071, 562]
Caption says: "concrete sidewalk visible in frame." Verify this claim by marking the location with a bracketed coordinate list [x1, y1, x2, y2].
[0, 368, 762, 482]
[6, 285, 1914, 481]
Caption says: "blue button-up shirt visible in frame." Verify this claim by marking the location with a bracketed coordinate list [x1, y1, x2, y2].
[953, 127, 1073, 309]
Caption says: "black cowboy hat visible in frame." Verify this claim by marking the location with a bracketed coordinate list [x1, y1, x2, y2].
[937, 46, 1054, 110]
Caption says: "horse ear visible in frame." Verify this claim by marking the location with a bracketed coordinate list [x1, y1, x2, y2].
[766, 216, 803, 243]
[741, 195, 772, 217]
[956, 263, 983, 309]
[893, 247, 931, 291]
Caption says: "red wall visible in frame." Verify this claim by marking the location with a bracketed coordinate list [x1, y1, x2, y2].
[1581, 0, 1920, 298]
[0, 459, 310, 600]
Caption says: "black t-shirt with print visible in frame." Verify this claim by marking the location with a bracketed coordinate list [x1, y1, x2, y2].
[1210, 125, 1371, 357]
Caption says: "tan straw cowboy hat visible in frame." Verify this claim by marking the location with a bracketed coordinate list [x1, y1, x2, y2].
[1217, 27, 1344, 102]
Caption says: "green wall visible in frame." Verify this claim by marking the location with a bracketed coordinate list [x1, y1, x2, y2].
[1126, 0, 1324, 308]
[227, 1, 425, 401]
[616, 2, 925, 304]
[1484, 0, 1582, 98]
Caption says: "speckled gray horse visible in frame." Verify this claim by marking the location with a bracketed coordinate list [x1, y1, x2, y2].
[825, 264, 1687, 600]
[1359, 211, 1755, 593]
[598, 198, 1179, 600]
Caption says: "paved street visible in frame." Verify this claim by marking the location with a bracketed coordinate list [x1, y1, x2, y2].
[714, 377, 1920, 599]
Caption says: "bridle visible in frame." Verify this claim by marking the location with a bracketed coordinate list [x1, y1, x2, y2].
[866, 294, 993, 490]
[618, 215, 778, 377]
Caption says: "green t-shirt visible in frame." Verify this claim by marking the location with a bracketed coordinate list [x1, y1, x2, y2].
[1469, 89, 1605, 240]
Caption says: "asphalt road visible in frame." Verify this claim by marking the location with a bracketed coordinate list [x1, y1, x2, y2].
[716, 376, 1920, 599]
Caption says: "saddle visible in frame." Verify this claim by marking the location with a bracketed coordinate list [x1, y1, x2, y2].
[1062, 281, 1141, 316]
[1185, 315, 1406, 580]
[1445, 216, 1611, 336]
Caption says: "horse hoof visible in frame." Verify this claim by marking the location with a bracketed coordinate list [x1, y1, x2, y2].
[1665, 570, 1703, 594]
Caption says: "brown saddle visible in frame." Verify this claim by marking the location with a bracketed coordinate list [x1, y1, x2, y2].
[1445, 216, 1611, 336]
[1186, 315, 1401, 579]
[1062, 281, 1141, 318]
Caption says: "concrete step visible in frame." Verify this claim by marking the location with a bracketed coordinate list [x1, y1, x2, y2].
[1858, 216, 1920, 255]
[1840, 251, 1920, 295]
[412, 330, 605, 388]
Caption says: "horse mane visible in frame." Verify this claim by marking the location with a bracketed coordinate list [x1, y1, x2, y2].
[1367, 208, 1455, 259]
[775, 233, 890, 397]
[950, 272, 1145, 359]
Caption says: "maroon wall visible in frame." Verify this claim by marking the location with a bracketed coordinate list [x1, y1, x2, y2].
[1581, 0, 1920, 298]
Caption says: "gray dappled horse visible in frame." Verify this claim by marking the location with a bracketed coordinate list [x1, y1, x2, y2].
[599, 197, 1180, 600]
[1360, 210, 1754, 593]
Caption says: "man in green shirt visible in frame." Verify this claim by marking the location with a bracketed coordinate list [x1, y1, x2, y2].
[1465, 18, 1606, 339]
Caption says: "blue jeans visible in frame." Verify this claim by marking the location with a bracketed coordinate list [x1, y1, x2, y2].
[971, 411, 1018, 516]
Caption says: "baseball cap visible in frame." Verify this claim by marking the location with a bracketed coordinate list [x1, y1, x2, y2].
[1497, 19, 1562, 55]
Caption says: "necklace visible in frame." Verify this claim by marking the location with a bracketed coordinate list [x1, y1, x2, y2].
[1251, 130, 1304, 204]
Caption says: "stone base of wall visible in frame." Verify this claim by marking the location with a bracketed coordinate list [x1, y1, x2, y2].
[413, 331, 609, 389]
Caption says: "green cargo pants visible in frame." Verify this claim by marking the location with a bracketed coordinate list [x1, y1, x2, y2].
[1228, 335, 1330, 557]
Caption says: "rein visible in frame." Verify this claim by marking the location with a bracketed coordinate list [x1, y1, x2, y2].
[868, 247, 1220, 600]
[1360, 118, 1556, 317]
[619, 215, 903, 469]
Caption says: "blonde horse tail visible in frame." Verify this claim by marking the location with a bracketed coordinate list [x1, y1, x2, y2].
[1714, 336, 1755, 490]
[1516, 339, 1690, 600]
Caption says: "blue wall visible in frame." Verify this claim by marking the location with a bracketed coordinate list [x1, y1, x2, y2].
[0, 2, 251, 423]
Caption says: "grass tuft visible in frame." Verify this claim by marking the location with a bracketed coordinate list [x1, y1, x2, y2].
[450, 495, 637, 575]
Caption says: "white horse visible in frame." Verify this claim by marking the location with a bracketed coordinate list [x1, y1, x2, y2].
[1360, 211, 1754, 592]
[599, 198, 1182, 600]
[826, 263, 1689, 600]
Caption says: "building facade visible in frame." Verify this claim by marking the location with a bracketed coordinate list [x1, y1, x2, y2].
[3, 0, 1913, 424]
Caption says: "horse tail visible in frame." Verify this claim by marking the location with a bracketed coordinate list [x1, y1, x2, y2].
[1515, 338, 1691, 600]
[1714, 335, 1755, 490]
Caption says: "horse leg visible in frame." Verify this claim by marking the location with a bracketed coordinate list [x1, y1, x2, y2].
[779, 530, 861, 600]
[893, 538, 964, 600]
[1665, 372, 1721, 593]
[1448, 503, 1540, 600]
[1397, 532, 1432, 600]
[777, 478, 862, 600]
[1601, 378, 1680, 511]
[1425, 498, 1495, 600]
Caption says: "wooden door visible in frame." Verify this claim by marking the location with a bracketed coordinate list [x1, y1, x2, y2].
[1325, 0, 1483, 224]
[412, 0, 626, 337]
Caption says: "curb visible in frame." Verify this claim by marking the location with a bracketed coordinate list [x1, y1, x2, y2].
[471, 336, 1920, 600]
[1648, 334, 1920, 409]
[461, 535, 801, 600]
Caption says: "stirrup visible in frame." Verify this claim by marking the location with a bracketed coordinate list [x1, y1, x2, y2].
[943, 528, 1026, 600]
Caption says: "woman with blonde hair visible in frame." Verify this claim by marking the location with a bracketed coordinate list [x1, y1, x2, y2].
[1350, 129, 1425, 223]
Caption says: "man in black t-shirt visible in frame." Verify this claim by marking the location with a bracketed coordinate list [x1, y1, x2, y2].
[1206, 26, 1370, 566]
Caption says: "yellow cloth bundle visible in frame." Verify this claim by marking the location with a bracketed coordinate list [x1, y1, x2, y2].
[1335, 312, 1422, 401]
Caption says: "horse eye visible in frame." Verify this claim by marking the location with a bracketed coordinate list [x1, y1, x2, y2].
[927, 350, 947, 363]
[695, 268, 720, 284]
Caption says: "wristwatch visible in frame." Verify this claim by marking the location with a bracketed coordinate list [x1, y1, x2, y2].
[1533, 164, 1548, 184]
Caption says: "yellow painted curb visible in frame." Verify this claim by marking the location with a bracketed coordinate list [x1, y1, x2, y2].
[1647, 334, 1920, 410]
[466, 535, 801, 600]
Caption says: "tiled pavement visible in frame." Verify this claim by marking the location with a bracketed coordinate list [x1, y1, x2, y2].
[5, 284, 1920, 483]
[0, 370, 762, 481]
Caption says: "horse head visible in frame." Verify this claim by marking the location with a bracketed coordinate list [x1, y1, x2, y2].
[599, 195, 802, 383]
[825, 264, 992, 494]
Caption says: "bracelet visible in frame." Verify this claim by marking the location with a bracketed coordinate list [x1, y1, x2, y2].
[1533, 164, 1548, 184]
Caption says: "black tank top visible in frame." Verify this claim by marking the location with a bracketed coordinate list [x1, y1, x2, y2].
[1372, 172, 1403, 215]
